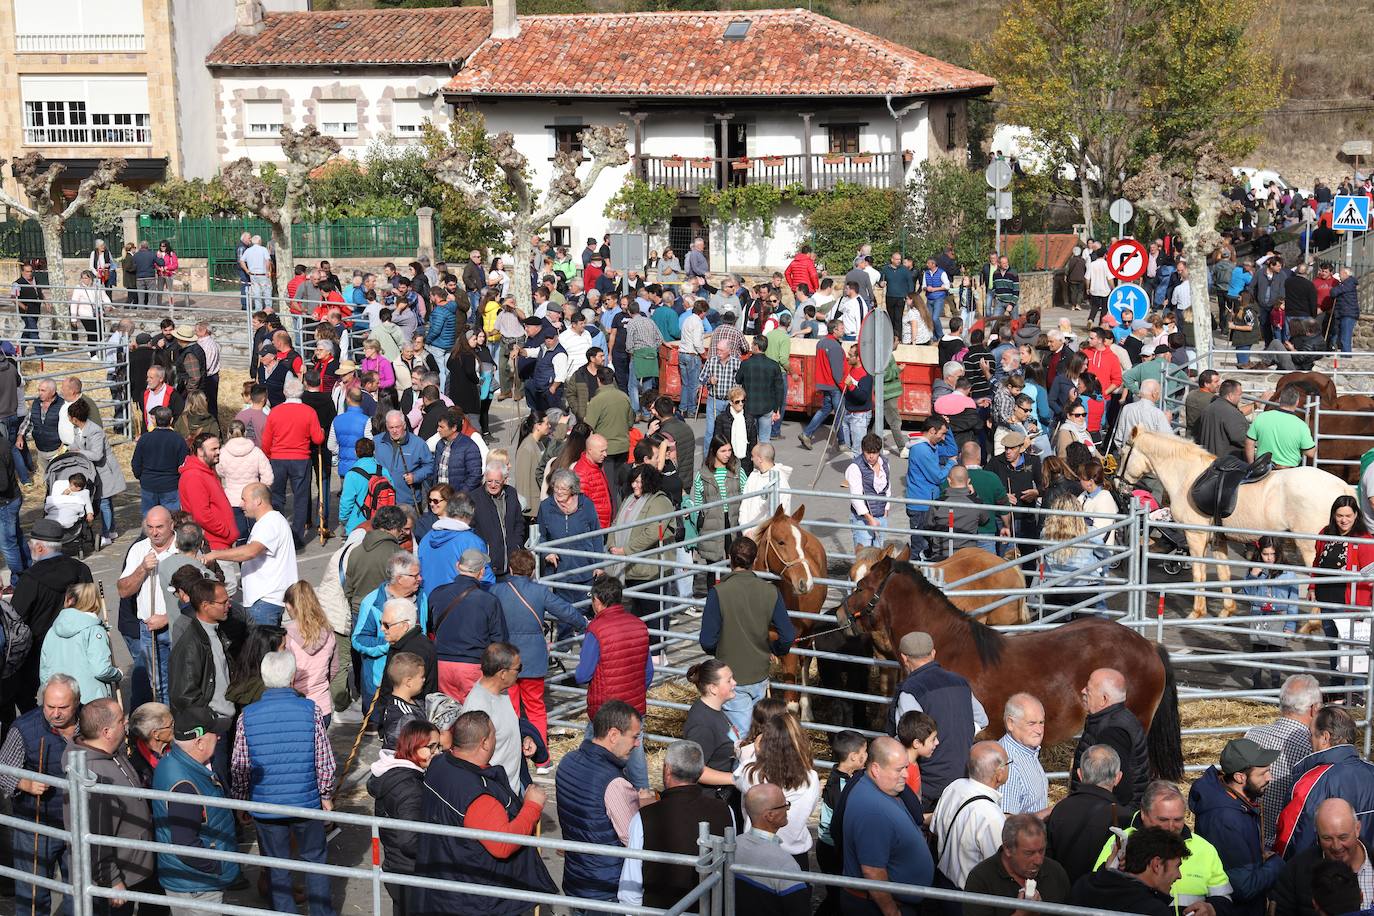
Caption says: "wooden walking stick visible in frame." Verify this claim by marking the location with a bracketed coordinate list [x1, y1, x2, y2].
[317, 452, 328, 546]
[808, 397, 848, 488]
[337, 685, 386, 793]
[30, 737, 45, 916]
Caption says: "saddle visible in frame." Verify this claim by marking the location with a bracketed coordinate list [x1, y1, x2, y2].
[1189, 453, 1275, 525]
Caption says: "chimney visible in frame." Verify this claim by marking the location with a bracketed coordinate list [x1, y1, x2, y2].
[235, 0, 266, 37]
[492, 0, 519, 40]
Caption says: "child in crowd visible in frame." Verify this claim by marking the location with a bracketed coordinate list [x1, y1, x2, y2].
[45, 472, 94, 529]
[379, 650, 427, 751]
[816, 729, 869, 915]
[897, 710, 940, 814]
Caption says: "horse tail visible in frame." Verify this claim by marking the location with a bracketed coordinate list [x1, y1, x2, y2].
[1147, 643, 1184, 782]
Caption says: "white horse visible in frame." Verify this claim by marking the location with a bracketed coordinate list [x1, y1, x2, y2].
[1120, 427, 1354, 618]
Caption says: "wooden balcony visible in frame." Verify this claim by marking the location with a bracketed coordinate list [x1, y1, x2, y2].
[636, 151, 903, 195]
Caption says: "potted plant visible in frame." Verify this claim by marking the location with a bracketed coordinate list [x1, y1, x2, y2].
[850, 153, 874, 165]
[760, 155, 785, 167]
[731, 157, 751, 170]
[691, 157, 714, 169]
[822, 153, 845, 165]
[663, 155, 685, 169]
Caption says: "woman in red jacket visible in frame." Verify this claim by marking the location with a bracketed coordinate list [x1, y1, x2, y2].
[1311, 495, 1374, 674]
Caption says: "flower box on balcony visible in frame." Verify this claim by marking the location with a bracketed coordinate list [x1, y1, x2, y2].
[759, 156, 785, 167]
[731, 159, 751, 170]
[902, 149, 915, 163]
[663, 156, 685, 169]
[822, 154, 845, 166]
[690, 157, 714, 169]
[850, 154, 874, 165]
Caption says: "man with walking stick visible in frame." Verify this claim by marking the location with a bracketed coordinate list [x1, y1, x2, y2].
[0, 673, 81, 916]
[116, 507, 178, 704]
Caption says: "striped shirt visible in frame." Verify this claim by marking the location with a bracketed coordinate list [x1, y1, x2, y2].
[1245, 715, 1314, 849]
[998, 733, 1049, 815]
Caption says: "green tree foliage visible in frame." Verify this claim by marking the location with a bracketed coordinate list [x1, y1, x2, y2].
[791, 183, 901, 274]
[138, 177, 240, 218]
[604, 177, 678, 234]
[86, 184, 139, 235]
[700, 183, 786, 237]
[305, 139, 441, 219]
[420, 113, 507, 259]
[901, 160, 992, 270]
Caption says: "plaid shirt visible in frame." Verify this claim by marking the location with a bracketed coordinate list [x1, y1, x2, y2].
[702, 353, 741, 400]
[1245, 715, 1313, 849]
[998, 733, 1049, 815]
[712, 323, 746, 358]
[231, 707, 336, 803]
[625, 314, 663, 353]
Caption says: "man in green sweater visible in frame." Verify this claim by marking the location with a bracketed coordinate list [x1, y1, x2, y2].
[584, 370, 635, 505]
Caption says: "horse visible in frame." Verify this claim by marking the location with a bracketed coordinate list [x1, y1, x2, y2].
[839, 553, 1183, 779]
[852, 544, 1029, 625]
[1119, 427, 1354, 618]
[1273, 371, 1374, 484]
[750, 505, 830, 718]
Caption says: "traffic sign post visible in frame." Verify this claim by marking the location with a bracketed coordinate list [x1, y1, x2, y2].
[1107, 283, 1150, 325]
[1109, 198, 1134, 239]
[859, 310, 895, 439]
[985, 159, 1013, 258]
[1106, 238, 1148, 282]
[1332, 194, 1370, 269]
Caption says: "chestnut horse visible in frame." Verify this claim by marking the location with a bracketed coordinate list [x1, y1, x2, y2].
[851, 544, 1028, 625]
[840, 553, 1183, 778]
[751, 505, 829, 716]
[1272, 371, 1374, 484]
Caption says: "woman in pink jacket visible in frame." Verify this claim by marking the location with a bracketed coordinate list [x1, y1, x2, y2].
[216, 419, 275, 542]
[360, 338, 396, 392]
[284, 581, 339, 724]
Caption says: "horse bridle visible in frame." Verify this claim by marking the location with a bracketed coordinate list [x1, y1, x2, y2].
[763, 527, 811, 579]
[832, 564, 896, 641]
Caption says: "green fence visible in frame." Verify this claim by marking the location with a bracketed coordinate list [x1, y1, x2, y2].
[0, 217, 118, 263]
[137, 216, 420, 260]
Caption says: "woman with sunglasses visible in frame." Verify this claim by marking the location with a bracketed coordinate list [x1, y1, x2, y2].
[415, 483, 454, 544]
[1053, 400, 1099, 461]
[369, 718, 442, 916]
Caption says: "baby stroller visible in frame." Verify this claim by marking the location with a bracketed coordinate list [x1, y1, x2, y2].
[1129, 488, 1189, 575]
[43, 451, 101, 559]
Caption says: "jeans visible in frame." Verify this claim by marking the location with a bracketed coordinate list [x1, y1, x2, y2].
[140, 488, 181, 514]
[165, 889, 224, 916]
[678, 352, 703, 417]
[142, 623, 172, 704]
[927, 297, 946, 338]
[98, 496, 115, 536]
[12, 828, 72, 916]
[705, 395, 728, 445]
[0, 496, 29, 577]
[629, 366, 644, 415]
[907, 506, 932, 557]
[722, 678, 768, 737]
[754, 414, 774, 444]
[803, 388, 843, 440]
[249, 275, 272, 310]
[270, 457, 311, 543]
[426, 343, 449, 390]
[845, 410, 872, 450]
[1339, 316, 1356, 355]
[20, 312, 39, 352]
[851, 509, 891, 548]
[774, 375, 788, 437]
[1235, 344, 1252, 367]
[254, 817, 336, 916]
[3, 414, 28, 484]
[248, 598, 285, 627]
[124, 631, 151, 709]
[584, 720, 649, 789]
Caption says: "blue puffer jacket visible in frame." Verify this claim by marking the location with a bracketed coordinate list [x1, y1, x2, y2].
[535, 494, 604, 597]
[1188, 765, 1284, 916]
[339, 457, 394, 535]
[491, 576, 586, 678]
[354, 583, 430, 695]
[418, 519, 495, 596]
[425, 297, 459, 350]
[332, 406, 370, 478]
[152, 744, 240, 892]
[240, 687, 321, 814]
[374, 432, 433, 508]
[555, 740, 628, 899]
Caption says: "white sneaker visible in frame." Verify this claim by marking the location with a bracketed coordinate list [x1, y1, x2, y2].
[900, 446, 910, 459]
[99, 536, 112, 548]
[535, 765, 552, 776]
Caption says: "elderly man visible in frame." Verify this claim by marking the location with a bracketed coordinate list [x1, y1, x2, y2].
[468, 460, 523, 578]
[1094, 780, 1231, 916]
[10, 518, 94, 718]
[1278, 705, 1374, 857]
[888, 630, 987, 809]
[964, 814, 1071, 916]
[1188, 738, 1284, 916]
[1046, 745, 1128, 883]
[375, 409, 433, 508]
[1, 673, 81, 916]
[1199, 379, 1251, 460]
[231, 651, 335, 916]
[20, 379, 62, 484]
[458, 642, 530, 795]
[703, 336, 743, 447]
[1245, 674, 1320, 848]
[433, 548, 509, 702]
[842, 736, 932, 916]
[1273, 798, 1373, 916]
[619, 739, 734, 908]
[115, 507, 178, 707]
[202, 482, 298, 626]
[999, 693, 1050, 817]
[933, 741, 1011, 888]
[418, 491, 494, 595]
[1109, 378, 1172, 453]
[1071, 667, 1148, 810]
[261, 375, 324, 548]
[379, 596, 438, 698]
[733, 783, 812, 915]
[353, 552, 427, 726]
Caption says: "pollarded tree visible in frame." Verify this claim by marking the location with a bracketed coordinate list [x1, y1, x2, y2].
[429, 120, 629, 315]
[220, 126, 340, 289]
[1123, 143, 1241, 359]
[0, 153, 126, 289]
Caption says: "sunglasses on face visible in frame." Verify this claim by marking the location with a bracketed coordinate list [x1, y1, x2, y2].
[1070, 411, 1086, 418]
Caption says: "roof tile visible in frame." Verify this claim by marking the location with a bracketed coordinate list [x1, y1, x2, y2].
[207, 7, 490, 68]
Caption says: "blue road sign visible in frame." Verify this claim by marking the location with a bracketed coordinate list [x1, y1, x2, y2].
[1108, 283, 1150, 325]
[1333, 195, 1370, 232]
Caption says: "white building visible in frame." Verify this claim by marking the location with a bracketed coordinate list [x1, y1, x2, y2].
[207, 0, 994, 269]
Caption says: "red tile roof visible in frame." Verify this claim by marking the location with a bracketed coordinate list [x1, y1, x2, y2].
[443, 9, 995, 98]
[206, 7, 490, 68]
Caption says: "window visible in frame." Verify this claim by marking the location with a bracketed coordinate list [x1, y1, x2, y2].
[318, 99, 358, 138]
[20, 76, 148, 145]
[14, 0, 144, 51]
[723, 19, 751, 39]
[549, 226, 571, 248]
[244, 99, 284, 138]
[554, 125, 584, 158]
[827, 125, 860, 155]
[393, 99, 426, 136]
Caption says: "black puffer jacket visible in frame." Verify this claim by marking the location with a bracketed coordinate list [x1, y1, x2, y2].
[368, 757, 426, 876]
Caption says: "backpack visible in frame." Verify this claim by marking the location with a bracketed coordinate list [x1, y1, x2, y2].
[349, 466, 396, 519]
[0, 597, 32, 680]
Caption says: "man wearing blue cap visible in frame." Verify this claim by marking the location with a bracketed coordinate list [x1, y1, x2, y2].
[518, 319, 569, 412]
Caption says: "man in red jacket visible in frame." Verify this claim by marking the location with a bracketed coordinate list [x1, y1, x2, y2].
[573, 432, 612, 527]
[573, 577, 651, 788]
[784, 245, 821, 296]
[261, 376, 324, 548]
[178, 433, 236, 550]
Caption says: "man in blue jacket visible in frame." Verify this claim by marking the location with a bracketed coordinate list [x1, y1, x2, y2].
[374, 409, 433, 509]
[432, 408, 482, 494]
[425, 291, 459, 389]
[1332, 267, 1360, 355]
[1189, 738, 1285, 916]
[1278, 705, 1374, 858]
[904, 415, 955, 559]
[418, 491, 494, 596]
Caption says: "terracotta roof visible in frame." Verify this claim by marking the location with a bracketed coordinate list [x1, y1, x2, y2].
[206, 7, 490, 68]
[444, 9, 995, 98]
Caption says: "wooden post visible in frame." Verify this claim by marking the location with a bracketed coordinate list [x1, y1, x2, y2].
[714, 113, 733, 191]
[800, 112, 814, 191]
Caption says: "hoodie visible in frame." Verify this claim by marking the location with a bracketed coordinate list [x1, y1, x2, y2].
[1188, 766, 1283, 916]
[39, 606, 120, 701]
[217, 436, 274, 509]
[417, 518, 495, 596]
[285, 621, 338, 717]
[178, 454, 235, 550]
[367, 754, 425, 876]
[1069, 866, 1177, 916]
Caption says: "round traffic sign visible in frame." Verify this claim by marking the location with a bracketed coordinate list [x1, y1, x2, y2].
[1109, 198, 1134, 225]
[1106, 238, 1148, 282]
[1107, 283, 1150, 325]
[859, 309, 895, 375]
[985, 159, 1013, 190]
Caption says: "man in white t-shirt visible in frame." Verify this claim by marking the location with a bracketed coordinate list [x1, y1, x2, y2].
[115, 506, 179, 703]
[203, 482, 298, 627]
[829, 281, 867, 340]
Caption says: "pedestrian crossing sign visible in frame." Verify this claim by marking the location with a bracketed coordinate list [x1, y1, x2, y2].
[1332, 195, 1370, 232]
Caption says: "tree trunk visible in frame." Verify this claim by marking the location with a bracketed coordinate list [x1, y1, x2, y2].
[509, 222, 536, 318]
[38, 218, 73, 348]
[1079, 171, 1095, 241]
[1180, 229, 1214, 362]
[271, 222, 291, 306]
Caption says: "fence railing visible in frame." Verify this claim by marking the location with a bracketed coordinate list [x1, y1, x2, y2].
[138, 216, 422, 261]
[636, 152, 902, 194]
[0, 216, 116, 262]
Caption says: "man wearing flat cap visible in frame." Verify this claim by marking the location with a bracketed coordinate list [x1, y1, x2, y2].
[1188, 738, 1284, 916]
[887, 630, 988, 809]
[517, 317, 569, 412]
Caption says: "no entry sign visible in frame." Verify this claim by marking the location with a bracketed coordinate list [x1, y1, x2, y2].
[1106, 238, 1148, 282]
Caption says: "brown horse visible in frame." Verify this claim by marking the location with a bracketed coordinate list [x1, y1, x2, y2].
[839, 553, 1182, 778]
[751, 505, 829, 715]
[1273, 371, 1373, 484]
[851, 544, 1028, 625]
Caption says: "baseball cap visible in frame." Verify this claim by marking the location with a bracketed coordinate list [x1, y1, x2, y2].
[258, 345, 276, 358]
[1130, 320, 1151, 332]
[898, 631, 935, 657]
[1220, 738, 1279, 773]
[0, 342, 15, 357]
[1138, 344, 1157, 358]
[174, 706, 233, 741]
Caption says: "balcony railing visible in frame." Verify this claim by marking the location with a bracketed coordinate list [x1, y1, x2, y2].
[16, 32, 145, 52]
[24, 124, 153, 146]
[637, 151, 903, 194]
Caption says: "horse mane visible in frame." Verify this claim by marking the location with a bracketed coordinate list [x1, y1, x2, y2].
[890, 560, 1006, 667]
[1134, 428, 1212, 462]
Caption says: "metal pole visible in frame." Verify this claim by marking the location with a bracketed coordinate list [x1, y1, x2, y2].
[68, 749, 91, 916]
[371, 822, 383, 915]
[995, 210, 1003, 259]
[874, 363, 884, 439]
[721, 825, 737, 916]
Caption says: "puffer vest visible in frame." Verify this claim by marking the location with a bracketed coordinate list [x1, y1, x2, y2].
[11, 707, 68, 823]
[332, 407, 369, 478]
[258, 359, 294, 407]
[585, 605, 648, 718]
[555, 740, 628, 898]
[888, 661, 976, 804]
[240, 687, 320, 814]
[531, 342, 567, 392]
[151, 744, 239, 892]
[855, 454, 891, 517]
